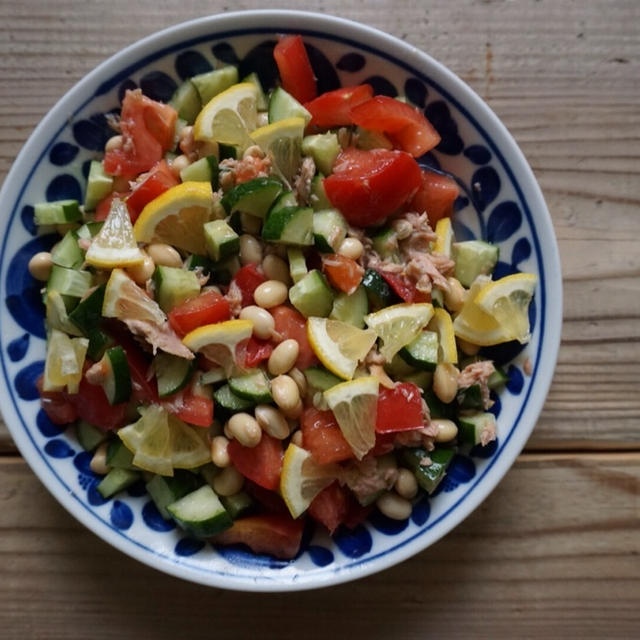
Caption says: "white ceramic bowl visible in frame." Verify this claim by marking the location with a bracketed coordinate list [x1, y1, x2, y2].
[0, 10, 561, 591]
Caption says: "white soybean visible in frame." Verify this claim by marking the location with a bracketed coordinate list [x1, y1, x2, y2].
[254, 405, 290, 440]
[239, 305, 274, 340]
[253, 280, 288, 309]
[268, 339, 299, 376]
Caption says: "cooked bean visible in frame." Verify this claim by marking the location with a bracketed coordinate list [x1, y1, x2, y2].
[282, 397, 304, 420]
[444, 277, 466, 313]
[28, 251, 53, 281]
[271, 375, 300, 412]
[254, 405, 290, 440]
[288, 367, 307, 397]
[126, 253, 155, 284]
[146, 243, 182, 268]
[391, 219, 412, 240]
[268, 339, 299, 376]
[337, 237, 364, 260]
[210, 435, 231, 468]
[90, 442, 111, 475]
[105, 135, 123, 152]
[433, 418, 458, 443]
[290, 429, 303, 447]
[253, 280, 288, 309]
[376, 492, 412, 520]
[394, 468, 418, 500]
[457, 337, 480, 356]
[227, 412, 262, 448]
[239, 234, 263, 265]
[262, 254, 291, 284]
[170, 154, 191, 178]
[433, 362, 459, 404]
[213, 466, 244, 497]
[239, 305, 274, 340]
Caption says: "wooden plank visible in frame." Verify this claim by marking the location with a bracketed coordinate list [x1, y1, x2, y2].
[0, 454, 637, 637]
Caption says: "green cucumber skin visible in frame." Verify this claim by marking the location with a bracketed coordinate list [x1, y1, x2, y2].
[399, 331, 439, 372]
[401, 447, 455, 494]
[106, 439, 135, 469]
[167, 485, 233, 538]
[361, 269, 397, 310]
[228, 370, 272, 403]
[456, 384, 485, 410]
[154, 352, 196, 398]
[213, 384, 256, 414]
[289, 269, 333, 318]
[146, 472, 203, 520]
[262, 206, 314, 246]
[221, 177, 283, 217]
[76, 420, 108, 452]
[220, 491, 254, 519]
[304, 366, 342, 392]
[97, 467, 140, 499]
[103, 345, 132, 405]
[68, 285, 106, 336]
[330, 285, 368, 328]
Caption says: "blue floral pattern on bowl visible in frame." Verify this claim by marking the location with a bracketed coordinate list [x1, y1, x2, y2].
[0, 13, 559, 591]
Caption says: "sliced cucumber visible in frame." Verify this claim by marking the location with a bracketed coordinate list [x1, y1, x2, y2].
[146, 471, 203, 520]
[488, 366, 508, 389]
[361, 269, 397, 311]
[287, 247, 307, 284]
[371, 227, 400, 262]
[47, 266, 92, 305]
[106, 439, 135, 469]
[400, 330, 439, 371]
[200, 367, 226, 386]
[268, 87, 312, 125]
[191, 66, 239, 105]
[221, 177, 283, 217]
[153, 352, 196, 398]
[68, 284, 105, 335]
[97, 467, 140, 499]
[423, 389, 456, 420]
[86, 328, 114, 362]
[169, 80, 202, 125]
[34, 199, 81, 225]
[76, 420, 107, 452]
[262, 206, 314, 246]
[167, 485, 233, 538]
[304, 366, 342, 393]
[313, 208, 348, 252]
[229, 369, 272, 403]
[401, 446, 455, 494]
[179, 155, 219, 189]
[289, 269, 333, 317]
[98, 346, 132, 405]
[153, 266, 201, 313]
[270, 190, 297, 214]
[51, 230, 83, 270]
[309, 175, 331, 211]
[453, 240, 499, 287]
[400, 370, 433, 390]
[204, 220, 240, 262]
[384, 353, 417, 378]
[220, 491, 254, 519]
[184, 254, 212, 274]
[76, 221, 104, 240]
[213, 384, 256, 413]
[431, 288, 444, 308]
[456, 384, 485, 410]
[84, 160, 114, 211]
[242, 72, 268, 110]
[458, 412, 496, 446]
[330, 284, 368, 328]
[302, 133, 340, 175]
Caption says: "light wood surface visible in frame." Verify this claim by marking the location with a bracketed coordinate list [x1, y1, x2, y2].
[0, 0, 638, 637]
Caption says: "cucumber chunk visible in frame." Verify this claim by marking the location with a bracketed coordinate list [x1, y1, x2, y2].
[242, 72, 268, 110]
[68, 284, 105, 335]
[167, 485, 233, 538]
[204, 220, 240, 262]
[302, 132, 340, 175]
[423, 389, 456, 421]
[98, 346, 132, 405]
[262, 206, 314, 246]
[309, 175, 331, 211]
[270, 190, 297, 214]
[400, 330, 439, 371]
[456, 383, 485, 410]
[289, 269, 333, 317]
[84, 160, 114, 211]
[179, 155, 219, 189]
[153, 352, 196, 398]
[76, 420, 108, 452]
[51, 230, 84, 269]
[97, 468, 140, 499]
[184, 254, 212, 274]
[313, 209, 348, 252]
[287, 247, 307, 284]
[361, 269, 397, 311]
[304, 366, 342, 393]
[220, 491, 254, 519]
[229, 369, 272, 403]
[86, 328, 114, 362]
[169, 80, 202, 124]
[221, 177, 283, 217]
[34, 199, 81, 225]
[146, 471, 203, 520]
[191, 66, 239, 104]
[106, 439, 135, 469]
[47, 266, 92, 303]
[330, 285, 368, 328]
[401, 446, 455, 494]
[458, 412, 497, 446]
[371, 227, 400, 262]
[153, 266, 201, 312]
[453, 240, 499, 287]
[213, 384, 256, 413]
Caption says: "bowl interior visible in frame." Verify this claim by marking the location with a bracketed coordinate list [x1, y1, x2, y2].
[0, 11, 561, 591]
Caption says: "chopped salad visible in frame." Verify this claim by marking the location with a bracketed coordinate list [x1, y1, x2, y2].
[30, 35, 536, 559]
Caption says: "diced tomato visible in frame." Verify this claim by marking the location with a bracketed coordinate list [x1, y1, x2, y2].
[376, 382, 425, 433]
[243, 337, 274, 368]
[125, 160, 179, 221]
[342, 500, 373, 530]
[36, 376, 77, 425]
[324, 148, 422, 227]
[409, 170, 460, 226]
[230, 263, 267, 307]
[244, 480, 289, 515]
[304, 84, 373, 129]
[67, 375, 128, 431]
[228, 433, 284, 491]
[375, 268, 429, 303]
[103, 89, 177, 178]
[371, 431, 396, 456]
[350, 95, 441, 157]
[271, 305, 318, 370]
[322, 254, 364, 295]
[95, 192, 131, 222]
[168, 290, 231, 337]
[273, 35, 317, 104]
[167, 392, 214, 427]
[301, 408, 354, 465]
[308, 482, 350, 534]
[212, 514, 304, 560]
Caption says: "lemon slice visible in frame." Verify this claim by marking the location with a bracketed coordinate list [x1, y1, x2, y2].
[307, 317, 377, 381]
[133, 181, 213, 254]
[182, 319, 252, 377]
[43, 329, 88, 394]
[428, 307, 458, 363]
[118, 405, 210, 476]
[103, 268, 166, 325]
[474, 273, 538, 344]
[193, 82, 258, 149]
[280, 443, 338, 518]
[85, 198, 144, 269]
[433, 217, 454, 257]
[250, 117, 305, 183]
[364, 303, 434, 362]
[324, 376, 379, 460]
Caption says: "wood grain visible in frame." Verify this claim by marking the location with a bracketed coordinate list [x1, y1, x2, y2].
[0, 454, 638, 638]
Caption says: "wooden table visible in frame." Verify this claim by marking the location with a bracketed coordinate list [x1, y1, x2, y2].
[1, 1, 638, 637]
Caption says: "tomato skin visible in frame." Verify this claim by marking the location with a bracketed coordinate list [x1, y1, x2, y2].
[228, 433, 284, 491]
[324, 148, 422, 227]
[308, 482, 350, 534]
[350, 95, 441, 157]
[273, 35, 317, 104]
[95, 192, 131, 222]
[125, 160, 179, 221]
[168, 291, 231, 337]
[230, 264, 267, 307]
[167, 392, 213, 427]
[212, 514, 304, 560]
[36, 376, 77, 425]
[103, 90, 177, 177]
[305, 84, 373, 129]
[243, 337, 274, 368]
[409, 170, 460, 227]
[68, 375, 128, 431]
[376, 382, 425, 433]
[375, 269, 430, 303]
[244, 480, 289, 515]
[271, 305, 318, 370]
[322, 254, 364, 295]
[301, 408, 355, 465]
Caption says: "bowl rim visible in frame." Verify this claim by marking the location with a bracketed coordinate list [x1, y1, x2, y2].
[0, 9, 562, 592]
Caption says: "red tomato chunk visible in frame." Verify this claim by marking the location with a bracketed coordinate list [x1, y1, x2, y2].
[305, 84, 373, 129]
[301, 408, 354, 465]
[376, 382, 426, 433]
[228, 433, 284, 491]
[409, 170, 460, 227]
[273, 35, 317, 104]
[322, 254, 364, 295]
[230, 264, 267, 307]
[125, 160, 179, 221]
[168, 291, 231, 337]
[271, 305, 318, 370]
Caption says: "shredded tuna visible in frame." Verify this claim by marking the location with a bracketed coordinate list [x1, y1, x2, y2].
[419, 455, 432, 467]
[396, 211, 437, 252]
[341, 456, 399, 503]
[225, 280, 243, 318]
[293, 156, 316, 206]
[365, 252, 404, 273]
[193, 267, 210, 287]
[403, 249, 455, 293]
[219, 156, 272, 191]
[123, 319, 194, 360]
[458, 360, 496, 409]
[393, 423, 438, 450]
[480, 420, 497, 446]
